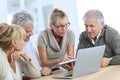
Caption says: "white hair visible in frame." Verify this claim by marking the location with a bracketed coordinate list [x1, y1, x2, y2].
[83, 9, 104, 24]
[12, 10, 34, 28]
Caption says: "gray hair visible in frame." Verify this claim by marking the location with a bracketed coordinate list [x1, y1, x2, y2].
[12, 10, 34, 28]
[83, 9, 104, 24]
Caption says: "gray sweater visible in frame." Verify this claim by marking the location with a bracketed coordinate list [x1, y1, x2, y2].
[37, 28, 75, 60]
[77, 25, 120, 65]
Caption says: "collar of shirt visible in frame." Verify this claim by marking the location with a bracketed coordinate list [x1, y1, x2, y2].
[89, 30, 102, 45]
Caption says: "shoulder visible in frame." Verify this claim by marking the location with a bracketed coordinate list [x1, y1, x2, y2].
[0, 50, 7, 63]
[38, 29, 47, 37]
[105, 25, 118, 33]
[104, 25, 120, 43]
[80, 31, 87, 39]
[38, 28, 51, 38]
[38, 28, 50, 39]
[105, 25, 119, 37]
[66, 29, 75, 36]
[0, 50, 9, 76]
[0, 52, 4, 69]
[65, 30, 75, 40]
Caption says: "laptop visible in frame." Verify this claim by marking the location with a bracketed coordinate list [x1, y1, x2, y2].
[53, 45, 105, 79]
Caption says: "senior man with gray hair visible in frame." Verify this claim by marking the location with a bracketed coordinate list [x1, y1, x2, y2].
[12, 10, 51, 77]
[77, 9, 120, 67]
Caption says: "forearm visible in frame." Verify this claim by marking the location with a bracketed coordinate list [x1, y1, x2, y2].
[67, 45, 74, 57]
[21, 53, 31, 61]
[22, 60, 41, 78]
[41, 58, 62, 68]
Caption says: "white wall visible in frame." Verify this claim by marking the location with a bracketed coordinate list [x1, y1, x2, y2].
[0, 0, 7, 23]
[76, 0, 120, 33]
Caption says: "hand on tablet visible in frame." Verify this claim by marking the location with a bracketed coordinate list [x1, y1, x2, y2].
[61, 56, 75, 71]
[52, 56, 76, 71]
[63, 55, 74, 61]
[62, 62, 74, 71]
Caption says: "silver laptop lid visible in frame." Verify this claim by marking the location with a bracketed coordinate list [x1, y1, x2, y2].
[73, 45, 105, 78]
[53, 45, 105, 79]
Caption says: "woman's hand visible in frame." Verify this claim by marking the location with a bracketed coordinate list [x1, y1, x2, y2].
[41, 67, 52, 76]
[11, 51, 31, 62]
[61, 62, 74, 71]
[63, 55, 74, 61]
[61, 55, 75, 71]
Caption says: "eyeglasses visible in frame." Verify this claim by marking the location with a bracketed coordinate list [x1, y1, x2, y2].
[53, 22, 70, 29]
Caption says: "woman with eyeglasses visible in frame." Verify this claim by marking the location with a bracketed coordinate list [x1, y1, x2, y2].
[37, 8, 75, 74]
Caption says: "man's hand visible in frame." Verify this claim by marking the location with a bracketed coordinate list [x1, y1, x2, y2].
[101, 57, 112, 67]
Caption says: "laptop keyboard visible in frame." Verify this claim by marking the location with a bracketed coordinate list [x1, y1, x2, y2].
[65, 73, 73, 77]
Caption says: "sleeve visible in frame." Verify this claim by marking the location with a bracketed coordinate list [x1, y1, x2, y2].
[68, 30, 75, 45]
[0, 55, 10, 80]
[19, 57, 41, 78]
[77, 32, 86, 51]
[0, 59, 2, 75]
[37, 33, 47, 48]
[108, 30, 120, 65]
